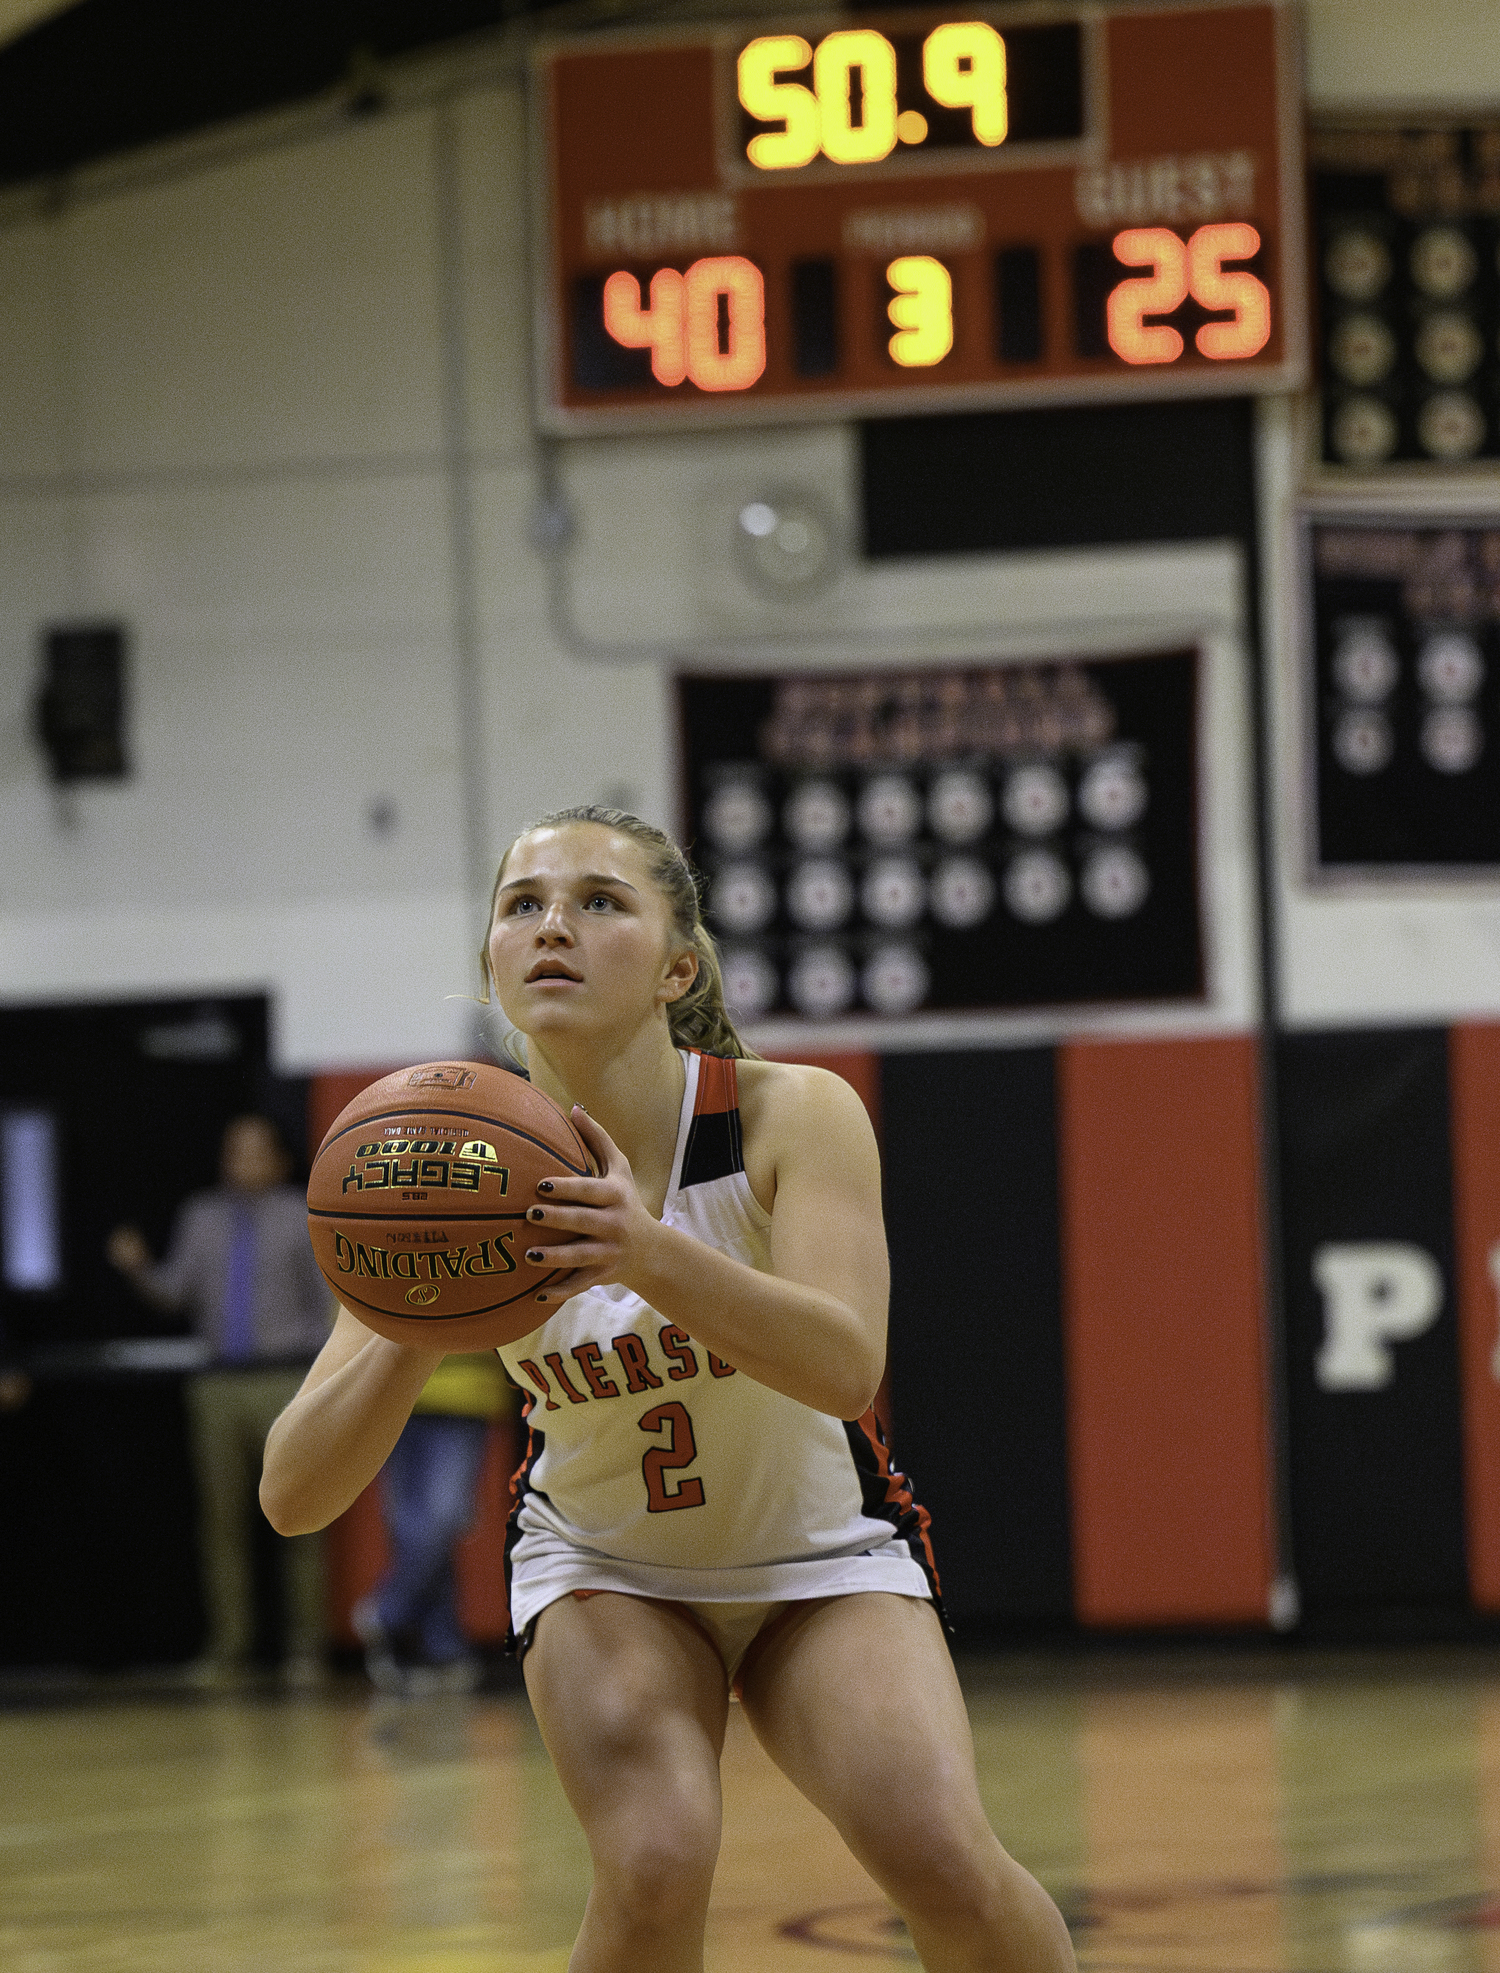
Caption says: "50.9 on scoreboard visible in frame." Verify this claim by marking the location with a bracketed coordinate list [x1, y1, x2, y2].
[538, 1, 1304, 428]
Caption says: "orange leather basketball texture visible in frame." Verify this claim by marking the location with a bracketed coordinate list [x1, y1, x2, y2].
[306, 1060, 594, 1350]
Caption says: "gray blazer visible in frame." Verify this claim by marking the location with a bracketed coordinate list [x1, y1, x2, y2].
[144, 1185, 332, 1362]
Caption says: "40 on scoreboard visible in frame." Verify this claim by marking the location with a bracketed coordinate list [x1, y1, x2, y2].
[534, 0, 1305, 430]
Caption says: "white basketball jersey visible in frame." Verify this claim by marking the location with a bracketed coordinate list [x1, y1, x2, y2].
[498, 1051, 937, 1626]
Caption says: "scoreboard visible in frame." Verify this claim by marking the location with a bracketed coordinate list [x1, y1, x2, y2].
[534, 0, 1305, 431]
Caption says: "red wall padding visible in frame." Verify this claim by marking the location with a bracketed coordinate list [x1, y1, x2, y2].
[1057, 1034, 1274, 1626]
[1448, 1024, 1500, 1612]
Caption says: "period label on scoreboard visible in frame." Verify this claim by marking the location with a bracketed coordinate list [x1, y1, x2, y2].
[535, 0, 1305, 430]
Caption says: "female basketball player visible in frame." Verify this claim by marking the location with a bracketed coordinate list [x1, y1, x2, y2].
[262, 806, 1075, 1973]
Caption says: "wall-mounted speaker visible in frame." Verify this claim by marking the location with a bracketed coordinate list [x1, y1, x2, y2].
[35, 625, 129, 784]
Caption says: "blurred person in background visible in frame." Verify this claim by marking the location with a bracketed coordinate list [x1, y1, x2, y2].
[108, 1113, 332, 1686]
[354, 1352, 513, 1695]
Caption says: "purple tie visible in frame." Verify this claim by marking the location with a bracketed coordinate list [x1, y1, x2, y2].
[221, 1206, 256, 1362]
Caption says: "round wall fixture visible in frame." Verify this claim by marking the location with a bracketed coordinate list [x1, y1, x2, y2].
[862, 943, 930, 1015]
[857, 773, 923, 844]
[1418, 632, 1484, 705]
[703, 780, 772, 852]
[1002, 762, 1069, 837]
[1078, 750, 1148, 830]
[1330, 395, 1398, 466]
[711, 862, 779, 933]
[734, 490, 841, 594]
[1325, 229, 1391, 302]
[1003, 849, 1071, 923]
[1332, 625, 1399, 704]
[788, 944, 856, 1017]
[783, 778, 850, 849]
[1421, 706, 1483, 775]
[786, 858, 855, 931]
[928, 768, 992, 844]
[721, 947, 779, 1019]
[1332, 707, 1394, 775]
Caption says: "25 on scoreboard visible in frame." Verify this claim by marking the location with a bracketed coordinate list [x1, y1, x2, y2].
[535, 0, 1305, 430]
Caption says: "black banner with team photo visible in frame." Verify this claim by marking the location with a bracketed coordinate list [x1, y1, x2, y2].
[677, 654, 1203, 1028]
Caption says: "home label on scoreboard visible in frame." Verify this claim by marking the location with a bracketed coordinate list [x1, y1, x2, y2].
[535, 0, 1305, 431]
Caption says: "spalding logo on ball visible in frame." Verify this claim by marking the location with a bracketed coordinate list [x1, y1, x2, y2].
[306, 1060, 596, 1350]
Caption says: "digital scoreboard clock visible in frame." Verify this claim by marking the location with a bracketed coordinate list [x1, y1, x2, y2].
[535, 0, 1305, 430]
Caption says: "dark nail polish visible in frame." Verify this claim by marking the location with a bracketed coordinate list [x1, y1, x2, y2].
[526, 1248, 545, 1264]
[535, 1292, 548, 1303]
[537, 1179, 554, 1194]
[528, 1206, 545, 1222]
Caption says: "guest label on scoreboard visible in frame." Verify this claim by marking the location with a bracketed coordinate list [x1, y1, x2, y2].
[535, 1, 1305, 430]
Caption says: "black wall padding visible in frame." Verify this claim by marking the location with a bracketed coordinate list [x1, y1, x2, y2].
[0, 993, 279, 1666]
[882, 1047, 1073, 1625]
[1276, 1028, 1468, 1617]
[860, 397, 1257, 558]
[0, 1378, 203, 1668]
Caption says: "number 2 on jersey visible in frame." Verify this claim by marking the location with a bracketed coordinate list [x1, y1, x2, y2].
[639, 1400, 706, 1511]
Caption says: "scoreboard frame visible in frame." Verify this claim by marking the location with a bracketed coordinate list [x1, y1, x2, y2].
[532, 0, 1307, 434]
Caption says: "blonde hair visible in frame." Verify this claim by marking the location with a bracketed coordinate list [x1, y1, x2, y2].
[480, 806, 757, 1061]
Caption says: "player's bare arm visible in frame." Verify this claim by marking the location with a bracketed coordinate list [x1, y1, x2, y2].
[522, 1062, 887, 1418]
[260, 1306, 443, 1535]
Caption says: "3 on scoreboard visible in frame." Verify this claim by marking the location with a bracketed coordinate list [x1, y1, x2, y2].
[535, 0, 1305, 429]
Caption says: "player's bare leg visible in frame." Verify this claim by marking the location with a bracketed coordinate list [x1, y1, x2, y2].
[522, 1592, 730, 1973]
[739, 1593, 1076, 1973]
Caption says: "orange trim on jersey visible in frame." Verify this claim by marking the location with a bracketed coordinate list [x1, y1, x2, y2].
[692, 1051, 738, 1117]
[854, 1408, 941, 1592]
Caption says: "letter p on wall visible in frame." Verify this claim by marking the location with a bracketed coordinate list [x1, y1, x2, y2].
[1313, 1243, 1444, 1391]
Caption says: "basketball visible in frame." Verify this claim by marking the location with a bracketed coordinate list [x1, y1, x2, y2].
[306, 1060, 596, 1350]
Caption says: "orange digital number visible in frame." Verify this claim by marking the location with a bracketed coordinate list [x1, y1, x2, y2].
[1106, 228, 1188, 364]
[602, 267, 687, 385]
[639, 1400, 706, 1512]
[1106, 223, 1272, 366]
[685, 257, 767, 391]
[1188, 223, 1272, 359]
[603, 257, 766, 393]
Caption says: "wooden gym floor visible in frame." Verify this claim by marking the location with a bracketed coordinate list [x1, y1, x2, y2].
[6, 1645, 1500, 1971]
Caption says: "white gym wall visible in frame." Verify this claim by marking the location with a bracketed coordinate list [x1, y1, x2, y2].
[0, 0, 1495, 1065]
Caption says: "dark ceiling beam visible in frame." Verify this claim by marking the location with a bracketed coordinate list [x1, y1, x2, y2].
[0, 0, 82, 52]
[0, 0, 536, 190]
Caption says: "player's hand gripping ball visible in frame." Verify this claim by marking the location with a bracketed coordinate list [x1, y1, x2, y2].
[306, 1061, 596, 1349]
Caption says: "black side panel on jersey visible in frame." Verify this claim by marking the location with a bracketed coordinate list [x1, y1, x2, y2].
[502, 1423, 546, 1652]
[842, 1415, 942, 1605]
[1276, 1028, 1468, 1619]
[882, 1048, 1072, 1625]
